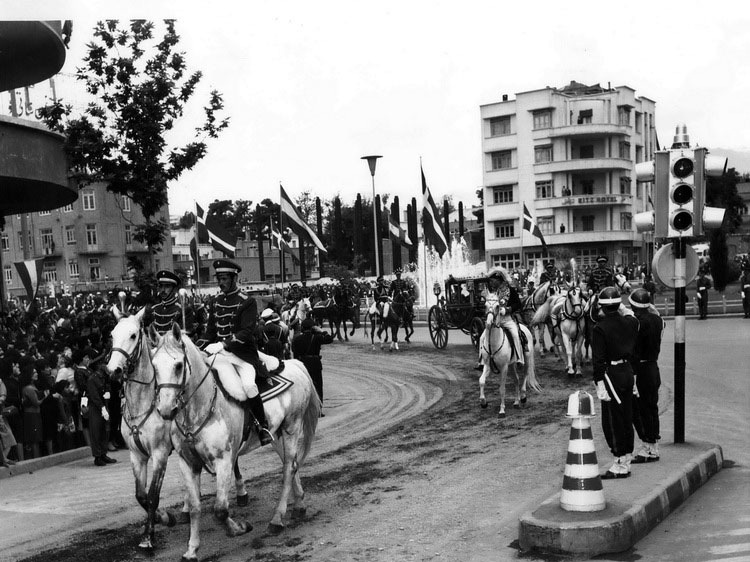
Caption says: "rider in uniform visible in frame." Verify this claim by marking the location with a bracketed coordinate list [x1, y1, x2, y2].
[539, 260, 559, 285]
[373, 275, 390, 325]
[629, 288, 664, 463]
[260, 308, 287, 360]
[483, 267, 525, 369]
[389, 268, 409, 299]
[149, 270, 183, 336]
[587, 255, 615, 317]
[592, 287, 638, 479]
[196, 260, 273, 446]
[696, 269, 712, 320]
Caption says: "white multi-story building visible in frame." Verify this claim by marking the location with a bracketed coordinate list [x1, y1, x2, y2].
[480, 81, 657, 270]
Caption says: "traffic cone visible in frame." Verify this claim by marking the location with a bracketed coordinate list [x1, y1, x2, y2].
[560, 391, 605, 512]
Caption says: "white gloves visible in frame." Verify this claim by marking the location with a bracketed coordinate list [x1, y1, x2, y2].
[103, 392, 110, 400]
[633, 385, 640, 397]
[498, 307, 507, 316]
[204, 342, 225, 355]
[101, 407, 110, 421]
[596, 380, 611, 402]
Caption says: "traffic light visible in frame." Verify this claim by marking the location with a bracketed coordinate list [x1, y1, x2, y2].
[666, 147, 698, 237]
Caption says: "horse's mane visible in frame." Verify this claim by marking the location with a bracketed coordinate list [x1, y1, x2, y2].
[531, 294, 558, 325]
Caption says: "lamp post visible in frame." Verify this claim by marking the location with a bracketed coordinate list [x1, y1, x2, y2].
[361, 155, 382, 278]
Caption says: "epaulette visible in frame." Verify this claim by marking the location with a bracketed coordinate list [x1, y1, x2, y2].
[238, 292, 248, 301]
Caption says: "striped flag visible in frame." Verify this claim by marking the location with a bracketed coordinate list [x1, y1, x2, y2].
[280, 185, 327, 254]
[196, 203, 236, 258]
[421, 165, 448, 257]
[386, 209, 412, 248]
[14, 258, 44, 301]
[270, 226, 299, 262]
[522, 203, 547, 250]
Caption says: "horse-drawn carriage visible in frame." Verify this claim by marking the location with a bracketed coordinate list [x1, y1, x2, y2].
[428, 275, 492, 350]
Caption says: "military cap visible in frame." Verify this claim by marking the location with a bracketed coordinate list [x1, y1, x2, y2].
[394, 267, 403, 275]
[598, 286, 621, 306]
[596, 255, 609, 264]
[545, 261, 555, 270]
[213, 259, 242, 274]
[487, 267, 508, 280]
[301, 318, 315, 331]
[156, 270, 181, 286]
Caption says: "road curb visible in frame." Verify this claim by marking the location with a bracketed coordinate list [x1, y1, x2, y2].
[518, 443, 723, 557]
[0, 446, 91, 479]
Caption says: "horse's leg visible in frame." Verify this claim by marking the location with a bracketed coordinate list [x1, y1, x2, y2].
[178, 457, 203, 562]
[574, 332, 584, 377]
[498, 364, 509, 418]
[143, 449, 175, 548]
[479, 363, 490, 408]
[214, 455, 252, 537]
[268, 432, 300, 533]
[234, 460, 248, 506]
[131, 452, 154, 549]
[513, 363, 523, 409]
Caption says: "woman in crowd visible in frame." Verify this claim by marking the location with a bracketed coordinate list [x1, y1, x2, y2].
[21, 364, 44, 459]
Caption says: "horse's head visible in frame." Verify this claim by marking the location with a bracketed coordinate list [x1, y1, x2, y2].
[615, 274, 632, 295]
[153, 323, 192, 421]
[106, 306, 147, 380]
[563, 286, 585, 319]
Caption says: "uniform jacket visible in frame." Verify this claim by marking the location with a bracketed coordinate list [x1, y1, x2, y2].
[539, 269, 558, 285]
[150, 295, 182, 335]
[631, 310, 664, 363]
[389, 278, 409, 298]
[587, 266, 614, 293]
[490, 283, 522, 315]
[291, 329, 334, 359]
[696, 276, 712, 292]
[592, 312, 638, 383]
[86, 369, 109, 411]
[374, 284, 389, 302]
[199, 288, 259, 363]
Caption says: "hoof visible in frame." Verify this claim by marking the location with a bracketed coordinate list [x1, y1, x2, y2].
[227, 520, 253, 537]
[498, 411, 506, 418]
[165, 511, 177, 527]
[138, 537, 154, 550]
[236, 493, 249, 507]
[521, 396, 528, 404]
[291, 507, 307, 520]
[513, 403, 521, 409]
[480, 398, 488, 409]
[177, 511, 191, 525]
[267, 522, 285, 535]
[181, 555, 198, 562]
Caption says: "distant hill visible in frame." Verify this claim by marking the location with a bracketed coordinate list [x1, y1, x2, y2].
[707, 148, 750, 176]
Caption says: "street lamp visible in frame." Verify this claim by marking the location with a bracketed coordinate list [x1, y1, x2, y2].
[361, 155, 382, 278]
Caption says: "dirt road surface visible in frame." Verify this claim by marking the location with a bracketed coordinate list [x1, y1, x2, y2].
[15, 327, 599, 562]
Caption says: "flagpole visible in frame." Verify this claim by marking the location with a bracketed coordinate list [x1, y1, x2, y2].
[193, 202, 202, 293]
[519, 201, 525, 269]
[279, 185, 286, 293]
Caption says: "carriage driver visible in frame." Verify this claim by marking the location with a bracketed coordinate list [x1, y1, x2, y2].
[149, 270, 183, 336]
[197, 260, 273, 446]
[483, 267, 525, 370]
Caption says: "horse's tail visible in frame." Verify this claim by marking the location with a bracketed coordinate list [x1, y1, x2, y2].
[298, 382, 322, 465]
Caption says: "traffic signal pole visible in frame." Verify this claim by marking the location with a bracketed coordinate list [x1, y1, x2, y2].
[673, 237, 686, 443]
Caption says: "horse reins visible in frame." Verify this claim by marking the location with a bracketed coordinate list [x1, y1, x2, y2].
[481, 306, 509, 374]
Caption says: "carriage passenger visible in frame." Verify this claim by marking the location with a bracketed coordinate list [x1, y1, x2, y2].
[196, 260, 273, 446]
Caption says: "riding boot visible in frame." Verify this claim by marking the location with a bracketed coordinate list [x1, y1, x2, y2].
[248, 394, 273, 446]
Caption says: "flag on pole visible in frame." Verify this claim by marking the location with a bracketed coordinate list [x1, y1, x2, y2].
[421, 165, 448, 257]
[14, 258, 44, 302]
[522, 202, 547, 250]
[196, 203, 236, 258]
[386, 209, 413, 248]
[270, 226, 299, 262]
[280, 185, 327, 254]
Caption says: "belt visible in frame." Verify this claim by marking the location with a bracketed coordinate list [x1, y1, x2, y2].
[610, 359, 626, 365]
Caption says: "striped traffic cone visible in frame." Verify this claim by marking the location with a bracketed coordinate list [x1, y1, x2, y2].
[560, 391, 605, 512]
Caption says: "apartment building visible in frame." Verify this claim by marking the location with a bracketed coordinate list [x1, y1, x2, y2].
[480, 81, 657, 270]
[2, 183, 173, 297]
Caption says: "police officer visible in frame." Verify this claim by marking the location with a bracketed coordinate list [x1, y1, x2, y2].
[539, 260, 558, 285]
[292, 317, 333, 405]
[485, 267, 524, 369]
[740, 264, 750, 319]
[696, 270, 712, 319]
[197, 260, 273, 446]
[260, 308, 286, 360]
[629, 288, 664, 463]
[592, 287, 638, 479]
[149, 270, 183, 336]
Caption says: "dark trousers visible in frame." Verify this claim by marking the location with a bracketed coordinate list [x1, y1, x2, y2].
[743, 288, 750, 317]
[632, 361, 661, 443]
[601, 363, 634, 458]
[300, 356, 323, 400]
[89, 407, 109, 458]
[698, 290, 709, 318]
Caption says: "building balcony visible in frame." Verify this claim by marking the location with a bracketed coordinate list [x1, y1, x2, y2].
[482, 133, 517, 152]
[545, 123, 631, 139]
[78, 246, 110, 255]
[544, 229, 638, 244]
[535, 193, 633, 210]
[534, 157, 632, 174]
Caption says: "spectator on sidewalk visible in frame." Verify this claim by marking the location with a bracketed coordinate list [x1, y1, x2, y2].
[21, 364, 44, 460]
[0, 377, 18, 467]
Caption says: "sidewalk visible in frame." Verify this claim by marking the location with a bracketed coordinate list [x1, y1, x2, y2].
[518, 442, 723, 558]
[0, 446, 91, 480]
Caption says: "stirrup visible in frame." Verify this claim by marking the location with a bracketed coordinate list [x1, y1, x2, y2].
[257, 425, 274, 445]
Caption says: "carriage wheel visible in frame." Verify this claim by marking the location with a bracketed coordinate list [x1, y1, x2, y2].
[428, 306, 448, 349]
[470, 317, 484, 350]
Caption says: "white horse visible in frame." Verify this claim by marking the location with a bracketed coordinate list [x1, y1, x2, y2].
[152, 324, 321, 562]
[478, 302, 542, 418]
[551, 286, 587, 377]
[280, 297, 311, 340]
[521, 280, 561, 354]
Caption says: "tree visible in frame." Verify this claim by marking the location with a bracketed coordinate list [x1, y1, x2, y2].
[39, 20, 229, 262]
[207, 199, 253, 241]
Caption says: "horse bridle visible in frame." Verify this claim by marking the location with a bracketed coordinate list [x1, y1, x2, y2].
[481, 302, 510, 374]
[109, 327, 145, 379]
[562, 288, 585, 321]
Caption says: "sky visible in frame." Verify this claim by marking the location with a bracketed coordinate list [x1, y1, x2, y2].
[8, 1, 750, 217]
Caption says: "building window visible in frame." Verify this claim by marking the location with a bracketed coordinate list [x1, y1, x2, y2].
[62, 203, 74, 212]
[492, 185, 514, 204]
[82, 189, 96, 211]
[489, 116, 511, 136]
[17, 231, 33, 252]
[581, 215, 595, 231]
[125, 225, 133, 246]
[494, 220, 515, 239]
[620, 176, 632, 194]
[536, 180, 554, 199]
[1, 233, 8, 251]
[40, 228, 55, 254]
[68, 260, 79, 278]
[537, 216, 554, 235]
[493, 253, 521, 270]
[121, 195, 131, 212]
[581, 180, 594, 195]
[525, 252, 543, 269]
[619, 141, 630, 159]
[42, 261, 57, 282]
[89, 258, 100, 280]
[39, 210, 51, 216]
[577, 249, 598, 267]
[534, 145, 553, 163]
[577, 109, 592, 124]
[4, 265, 12, 284]
[86, 224, 98, 247]
[635, 112, 642, 133]
[65, 225, 76, 245]
[579, 145, 594, 159]
[533, 110, 552, 130]
[618, 106, 631, 126]
[620, 212, 632, 230]
[490, 150, 512, 170]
